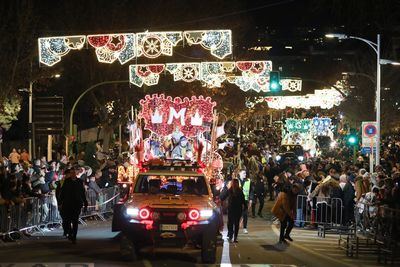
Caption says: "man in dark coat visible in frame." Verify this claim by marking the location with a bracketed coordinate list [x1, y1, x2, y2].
[251, 175, 266, 218]
[340, 174, 355, 225]
[59, 168, 88, 243]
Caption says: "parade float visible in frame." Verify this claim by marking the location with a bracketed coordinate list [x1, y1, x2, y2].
[118, 94, 224, 184]
[281, 117, 334, 157]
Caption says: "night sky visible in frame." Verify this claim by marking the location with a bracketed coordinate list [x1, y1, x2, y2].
[3, 0, 400, 145]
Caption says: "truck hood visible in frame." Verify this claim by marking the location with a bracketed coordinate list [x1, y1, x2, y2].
[128, 194, 214, 209]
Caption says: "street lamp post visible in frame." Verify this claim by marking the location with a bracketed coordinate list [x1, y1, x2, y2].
[326, 33, 400, 166]
[28, 81, 33, 160]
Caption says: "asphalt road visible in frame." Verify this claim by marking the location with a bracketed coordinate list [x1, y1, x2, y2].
[0, 209, 382, 267]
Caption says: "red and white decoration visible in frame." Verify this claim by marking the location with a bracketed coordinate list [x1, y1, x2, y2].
[139, 94, 216, 137]
[129, 64, 165, 87]
[87, 33, 136, 64]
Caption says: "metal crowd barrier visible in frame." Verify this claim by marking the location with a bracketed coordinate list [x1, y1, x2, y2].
[0, 186, 119, 241]
[295, 195, 343, 228]
[80, 186, 120, 223]
[345, 202, 400, 263]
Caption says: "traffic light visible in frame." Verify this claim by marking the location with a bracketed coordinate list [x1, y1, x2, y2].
[346, 134, 358, 146]
[269, 71, 281, 92]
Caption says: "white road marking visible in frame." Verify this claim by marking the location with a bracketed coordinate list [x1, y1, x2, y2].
[220, 229, 232, 267]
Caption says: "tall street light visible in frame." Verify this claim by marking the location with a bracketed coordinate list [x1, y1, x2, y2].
[326, 33, 400, 166]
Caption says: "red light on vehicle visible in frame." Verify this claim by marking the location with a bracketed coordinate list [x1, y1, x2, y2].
[140, 219, 153, 230]
[139, 208, 150, 219]
[188, 209, 200, 220]
[181, 221, 198, 230]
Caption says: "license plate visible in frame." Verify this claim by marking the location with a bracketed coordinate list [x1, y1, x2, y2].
[160, 224, 178, 231]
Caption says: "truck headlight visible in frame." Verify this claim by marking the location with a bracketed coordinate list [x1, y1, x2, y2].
[200, 209, 213, 218]
[126, 207, 139, 216]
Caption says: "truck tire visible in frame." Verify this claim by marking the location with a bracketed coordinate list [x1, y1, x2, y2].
[201, 220, 217, 263]
[120, 234, 138, 261]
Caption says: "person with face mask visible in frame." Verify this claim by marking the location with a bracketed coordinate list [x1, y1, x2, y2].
[237, 168, 253, 234]
[220, 179, 246, 243]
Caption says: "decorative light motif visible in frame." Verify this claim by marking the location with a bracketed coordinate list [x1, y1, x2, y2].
[263, 89, 343, 109]
[281, 78, 302, 92]
[87, 33, 136, 64]
[139, 94, 216, 137]
[136, 31, 182, 58]
[200, 62, 235, 88]
[184, 30, 232, 59]
[312, 117, 332, 136]
[38, 35, 86, 66]
[166, 63, 201, 82]
[129, 64, 165, 87]
[285, 119, 311, 133]
[227, 61, 272, 92]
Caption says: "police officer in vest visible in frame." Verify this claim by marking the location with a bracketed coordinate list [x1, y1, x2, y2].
[238, 168, 254, 234]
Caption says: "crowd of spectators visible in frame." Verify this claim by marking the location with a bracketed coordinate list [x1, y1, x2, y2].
[218, 126, 400, 238]
[0, 149, 119, 209]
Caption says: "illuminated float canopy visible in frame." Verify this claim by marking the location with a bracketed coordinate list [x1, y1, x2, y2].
[313, 117, 332, 137]
[139, 94, 216, 137]
[285, 119, 312, 134]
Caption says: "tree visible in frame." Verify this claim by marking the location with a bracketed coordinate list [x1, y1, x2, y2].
[0, 97, 22, 131]
[0, 1, 57, 138]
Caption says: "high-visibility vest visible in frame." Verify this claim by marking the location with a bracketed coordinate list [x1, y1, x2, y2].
[242, 180, 251, 201]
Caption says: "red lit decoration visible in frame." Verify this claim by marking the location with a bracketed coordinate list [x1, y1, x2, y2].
[139, 94, 216, 137]
[87, 33, 135, 64]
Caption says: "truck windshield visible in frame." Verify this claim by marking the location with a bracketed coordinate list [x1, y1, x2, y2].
[134, 175, 208, 195]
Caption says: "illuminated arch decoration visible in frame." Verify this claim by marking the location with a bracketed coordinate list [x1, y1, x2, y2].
[139, 94, 216, 137]
[285, 119, 312, 134]
[312, 117, 332, 136]
[166, 62, 201, 82]
[129, 64, 165, 87]
[136, 31, 182, 58]
[264, 89, 343, 109]
[227, 61, 272, 92]
[200, 62, 235, 88]
[87, 33, 136, 64]
[184, 30, 232, 59]
[38, 35, 86, 66]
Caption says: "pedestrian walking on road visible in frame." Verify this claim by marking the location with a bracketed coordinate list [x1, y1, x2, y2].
[251, 175, 265, 218]
[272, 184, 300, 243]
[220, 179, 246, 243]
[238, 168, 253, 234]
[59, 167, 88, 243]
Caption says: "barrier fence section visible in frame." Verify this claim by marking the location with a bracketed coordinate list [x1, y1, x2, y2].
[0, 186, 119, 241]
[295, 195, 343, 227]
[355, 202, 400, 244]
